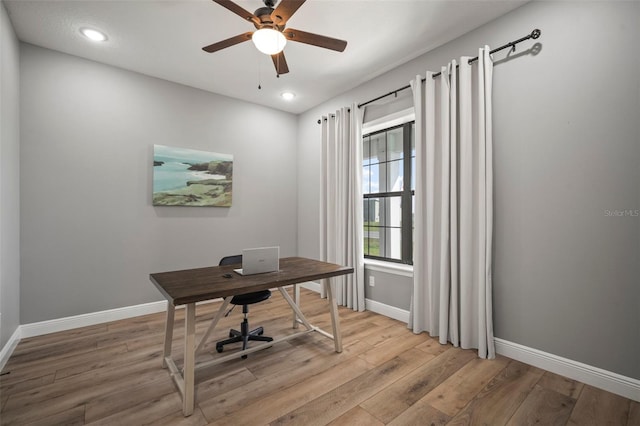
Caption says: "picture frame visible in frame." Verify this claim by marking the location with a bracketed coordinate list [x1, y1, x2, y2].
[152, 144, 233, 207]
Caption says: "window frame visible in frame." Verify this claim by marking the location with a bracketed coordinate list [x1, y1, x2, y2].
[362, 119, 415, 265]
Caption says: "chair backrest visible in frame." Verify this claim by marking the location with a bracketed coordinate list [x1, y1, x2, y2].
[219, 254, 270, 306]
[219, 255, 242, 266]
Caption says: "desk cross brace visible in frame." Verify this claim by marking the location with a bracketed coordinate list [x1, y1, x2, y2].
[162, 282, 342, 416]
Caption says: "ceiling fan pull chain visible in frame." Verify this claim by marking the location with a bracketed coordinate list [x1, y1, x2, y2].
[258, 56, 262, 90]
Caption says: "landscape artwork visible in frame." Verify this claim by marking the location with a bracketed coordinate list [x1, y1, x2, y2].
[153, 145, 233, 207]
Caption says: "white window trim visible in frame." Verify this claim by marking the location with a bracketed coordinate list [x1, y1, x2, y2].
[362, 107, 415, 135]
[364, 258, 413, 278]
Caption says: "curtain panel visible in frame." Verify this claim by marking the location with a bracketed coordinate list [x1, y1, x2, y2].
[320, 104, 365, 311]
[410, 47, 495, 359]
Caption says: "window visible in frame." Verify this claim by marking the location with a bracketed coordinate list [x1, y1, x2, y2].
[363, 121, 415, 264]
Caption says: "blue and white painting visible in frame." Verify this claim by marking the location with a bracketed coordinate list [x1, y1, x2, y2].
[153, 145, 233, 207]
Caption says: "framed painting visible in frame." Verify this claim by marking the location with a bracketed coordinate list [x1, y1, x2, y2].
[153, 145, 233, 207]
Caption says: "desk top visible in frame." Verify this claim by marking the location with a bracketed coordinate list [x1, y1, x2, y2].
[150, 257, 354, 306]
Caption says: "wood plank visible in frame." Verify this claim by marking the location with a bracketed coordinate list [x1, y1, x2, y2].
[84, 376, 177, 422]
[9, 324, 106, 353]
[415, 337, 452, 356]
[536, 371, 584, 399]
[567, 385, 630, 426]
[506, 384, 575, 426]
[447, 360, 545, 425]
[360, 346, 477, 423]
[327, 406, 385, 426]
[24, 405, 86, 426]
[1, 343, 128, 388]
[421, 354, 510, 417]
[83, 389, 182, 425]
[357, 330, 431, 367]
[0, 372, 55, 396]
[1, 353, 165, 424]
[246, 339, 340, 380]
[193, 366, 256, 402]
[207, 356, 371, 425]
[387, 401, 451, 426]
[54, 344, 132, 381]
[5, 335, 99, 367]
[355, 322, 412, 347]
[200, 339, 373, 422]
[628, 401, 640, 426]
[269, 348, 433, 426]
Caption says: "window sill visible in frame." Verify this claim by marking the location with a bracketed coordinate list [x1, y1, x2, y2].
[364, 259, 413, 278]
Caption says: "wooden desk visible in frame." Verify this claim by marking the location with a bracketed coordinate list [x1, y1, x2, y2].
[150, 257, 354, 416]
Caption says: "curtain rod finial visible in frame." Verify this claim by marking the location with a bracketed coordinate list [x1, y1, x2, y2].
[531, 29, 541, 39]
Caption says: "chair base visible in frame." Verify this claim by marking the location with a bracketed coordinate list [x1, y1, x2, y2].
[216, 321, 273, 359]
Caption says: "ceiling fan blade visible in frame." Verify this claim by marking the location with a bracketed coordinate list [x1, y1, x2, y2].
[202, 32, 253, 53]
[212, 0, 260, 26]
[271, 0, 306, 26]
[271, 51, 290, 75]
[283, 28, 347, 52]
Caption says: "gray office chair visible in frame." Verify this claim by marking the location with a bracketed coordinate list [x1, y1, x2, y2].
[216, 255, 273, 357]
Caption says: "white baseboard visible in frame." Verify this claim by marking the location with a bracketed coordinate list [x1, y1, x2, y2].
[494, 338, 640, 402]
[300, 281, 412, 325]
[0, 327, 22, 372]
[20, 300, 168, 339]
[300, 281, 321, 293]
[365, 298, 410, 323]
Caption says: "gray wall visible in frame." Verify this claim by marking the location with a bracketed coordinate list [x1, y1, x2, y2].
[0, 2, 21, 349]
[298, 1, 640, 380]
[364, 268, 411, 311]
[20, 44, 298, 324]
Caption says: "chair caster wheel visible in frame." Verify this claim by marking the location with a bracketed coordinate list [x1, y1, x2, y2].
[241, 355, 247, 360]
[229, 331, 234, 338]
[216, 344, 223, 353]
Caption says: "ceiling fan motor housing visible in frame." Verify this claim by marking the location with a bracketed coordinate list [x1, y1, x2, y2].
[255, 6, 274, 22]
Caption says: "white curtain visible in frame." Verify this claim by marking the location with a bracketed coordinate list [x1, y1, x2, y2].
[410, 47, 495, 358]
[319, 104, 365, 311]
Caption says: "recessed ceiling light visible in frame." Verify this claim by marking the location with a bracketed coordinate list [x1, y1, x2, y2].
[80, 28, 108, 42]
[281, 91, 296, 101]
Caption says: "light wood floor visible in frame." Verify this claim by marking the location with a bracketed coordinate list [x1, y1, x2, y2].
[1, 288, 638, 425]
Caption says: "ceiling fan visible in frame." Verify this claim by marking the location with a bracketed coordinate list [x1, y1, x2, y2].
[202, 0, 348, 76]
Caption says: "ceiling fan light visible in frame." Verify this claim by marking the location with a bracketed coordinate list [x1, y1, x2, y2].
[252, 28, 286, 55]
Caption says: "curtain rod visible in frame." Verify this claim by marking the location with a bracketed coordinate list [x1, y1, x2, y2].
[357, 28, 541, 109]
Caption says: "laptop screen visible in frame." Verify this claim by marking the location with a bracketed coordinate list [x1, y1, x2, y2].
[234, 246, 279, 275]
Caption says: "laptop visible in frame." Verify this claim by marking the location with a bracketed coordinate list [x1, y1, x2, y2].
[234, 246, 280, 275]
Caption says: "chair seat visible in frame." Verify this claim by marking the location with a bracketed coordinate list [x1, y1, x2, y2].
[231, 289, 271, 306]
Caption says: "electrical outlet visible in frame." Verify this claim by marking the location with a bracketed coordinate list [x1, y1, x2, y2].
[369, 276, 375, 287]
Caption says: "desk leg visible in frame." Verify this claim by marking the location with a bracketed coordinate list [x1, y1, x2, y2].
[292, 284, 300, 329]
[162, 303, 175, 368]
[183, 303, 196, 416]
[324, 279, 342, 353]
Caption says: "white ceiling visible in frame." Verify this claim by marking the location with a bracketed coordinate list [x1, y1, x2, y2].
[4, 0, 527, 114]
